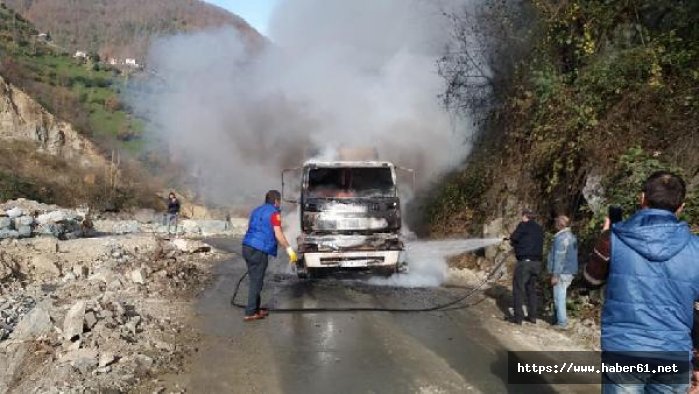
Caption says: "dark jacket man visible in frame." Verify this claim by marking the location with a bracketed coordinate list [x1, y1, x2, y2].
[509, 209, 544, 324]
[167, 193, 180, 215]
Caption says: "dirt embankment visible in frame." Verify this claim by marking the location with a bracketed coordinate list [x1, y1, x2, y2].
[0, 232, 230, 393]
[446, 252, 601, 352]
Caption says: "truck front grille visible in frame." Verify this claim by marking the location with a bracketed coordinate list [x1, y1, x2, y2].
[319, 256, 385, 265]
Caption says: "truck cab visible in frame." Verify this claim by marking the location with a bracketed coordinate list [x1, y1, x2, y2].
[289, 161, 404, 278]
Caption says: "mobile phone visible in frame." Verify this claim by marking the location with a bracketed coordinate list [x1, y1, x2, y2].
[608, 206, 624, 224]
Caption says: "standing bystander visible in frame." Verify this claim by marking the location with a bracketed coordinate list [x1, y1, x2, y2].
[547, 215, 578, 330]
[584, 171, 699, 393]
[691, 303, 699, 393]
[508, 209, 545, 325]
[166, 192, 180, 236]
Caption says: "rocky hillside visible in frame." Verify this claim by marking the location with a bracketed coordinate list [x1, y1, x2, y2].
[0, 75, 106, 167]
[429, 0, 699, 242]
[2, 0, 264, 60]
[0, 73, 159, 209]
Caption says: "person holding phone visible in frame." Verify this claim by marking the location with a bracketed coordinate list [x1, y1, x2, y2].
[584, 172, 699, 392]
[584, 206, 623, 286]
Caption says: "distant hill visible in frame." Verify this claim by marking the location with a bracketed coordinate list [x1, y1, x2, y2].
[1, 0, 264, 61]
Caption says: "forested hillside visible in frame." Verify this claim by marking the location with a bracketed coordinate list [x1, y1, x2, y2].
[430, 0, 699, 242]
[0, 3, 144, 151]
[2, 0, 263, 60]
[0, 3, 162, 208]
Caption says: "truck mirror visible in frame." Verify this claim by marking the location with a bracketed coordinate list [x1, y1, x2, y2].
[396, 166, 416, 190]
[282, 167, 302, 204]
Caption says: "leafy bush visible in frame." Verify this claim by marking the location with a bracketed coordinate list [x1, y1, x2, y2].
[0, 171, 46, 202]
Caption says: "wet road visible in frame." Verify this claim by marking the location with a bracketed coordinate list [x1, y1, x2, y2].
[163, 239, 591, 393]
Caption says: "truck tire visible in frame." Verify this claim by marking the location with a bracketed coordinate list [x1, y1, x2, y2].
[307, 268, 321, 279]
[296, 257, 309, 279]
[374, 266, 398, 277]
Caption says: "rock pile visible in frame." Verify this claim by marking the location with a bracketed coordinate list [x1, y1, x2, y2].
[1, 198, 249, 240]
[0, 199, 90, 240]
[0, 294, 36, 340]
[0, 234, 224, 392]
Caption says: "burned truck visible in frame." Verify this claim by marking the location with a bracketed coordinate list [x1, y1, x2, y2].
[283, 161, 408, 278]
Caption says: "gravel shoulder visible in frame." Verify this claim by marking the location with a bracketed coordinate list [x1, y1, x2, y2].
[0, 233, 230, 393]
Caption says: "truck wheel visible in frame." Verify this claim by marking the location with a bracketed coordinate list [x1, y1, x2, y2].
[307, 268, 323, 279]
[296, 257, 309, 279]
[375, 267, 397, 277]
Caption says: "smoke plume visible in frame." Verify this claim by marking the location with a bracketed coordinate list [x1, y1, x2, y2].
[129, 0, 474, 206]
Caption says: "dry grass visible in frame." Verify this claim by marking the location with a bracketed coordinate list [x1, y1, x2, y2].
[0, 140, 161, 210]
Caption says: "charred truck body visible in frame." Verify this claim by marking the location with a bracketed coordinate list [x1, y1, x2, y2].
[288, 161, 405, 278]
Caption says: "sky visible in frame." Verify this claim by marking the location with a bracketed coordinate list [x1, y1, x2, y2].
[205, 0, 279, 36]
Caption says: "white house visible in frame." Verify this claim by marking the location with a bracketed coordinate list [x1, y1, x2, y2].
[74, 51, 87, 59]
[125, 58, 139, 67]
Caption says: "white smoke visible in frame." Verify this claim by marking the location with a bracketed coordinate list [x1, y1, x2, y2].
[129, 0, 475, 206]
[369, 238, 503, 288]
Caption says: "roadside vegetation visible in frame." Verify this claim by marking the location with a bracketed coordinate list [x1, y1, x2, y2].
[430, 0, 699, 325]
[430, 0, 699, 239]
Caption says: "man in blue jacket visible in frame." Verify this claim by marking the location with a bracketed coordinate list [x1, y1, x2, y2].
[241, 190, 298, 321]
[586, 171, 699, 392]
[547, 215, 578, 330]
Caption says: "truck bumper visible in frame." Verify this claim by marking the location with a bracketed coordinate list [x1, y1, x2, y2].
[303, 250, 401, 269]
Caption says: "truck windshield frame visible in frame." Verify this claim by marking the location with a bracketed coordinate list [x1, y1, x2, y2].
[306, 167, 396, 198]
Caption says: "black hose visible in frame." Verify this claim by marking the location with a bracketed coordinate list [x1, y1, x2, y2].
[230, 252, 510, 313]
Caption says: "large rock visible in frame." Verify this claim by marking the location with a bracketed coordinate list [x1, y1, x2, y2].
[92, 220, 141, 234]
[196, 220, 228, 235]
[228, 218, 249, 233]
[0, 217, 12, 229]
[63, 301, 86, 341]
[11, 306, 52, 340]
[133, 209, 157, 224]
[99, 351, 116, 367]
[14, 216, 34, 227]
[5, 207, 23, 219]
[130, 268, 146, 284]
[36, 211, 71, 225]
[172, 239, 211, 254]
[16, 225, 32, 238]
[84, 311, 97, 330]
[60, 348, 98, 374]
[88, 269, 117, 284]
[31, 255, 61, 277]
[34, 223, 61, 237]
[32, 237, 58, 254]
[180, 220, 201, 235]
[114, 220, 141, 234]
[583, 172, 606, 215]
[173, 219, 242, 236]
[0, 229, 19, 239]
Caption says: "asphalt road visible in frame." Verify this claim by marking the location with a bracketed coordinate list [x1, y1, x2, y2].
[161, 238, 592, 394]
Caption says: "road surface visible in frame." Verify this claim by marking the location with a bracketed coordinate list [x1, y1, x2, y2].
[159, 238, 593, 393]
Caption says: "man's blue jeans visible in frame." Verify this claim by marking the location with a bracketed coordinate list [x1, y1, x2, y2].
[602, 369, 690, 393]
[242, 245, 269, 316]
[553, 273, 573, 326]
